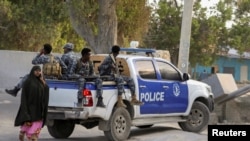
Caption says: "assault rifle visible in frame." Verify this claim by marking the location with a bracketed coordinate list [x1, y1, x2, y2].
[109, 54, 123, 77]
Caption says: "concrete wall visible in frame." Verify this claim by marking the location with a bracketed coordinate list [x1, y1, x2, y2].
[0, 50, 63, 89]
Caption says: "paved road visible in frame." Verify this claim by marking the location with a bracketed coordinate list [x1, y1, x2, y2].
[0, 88, 208, 141]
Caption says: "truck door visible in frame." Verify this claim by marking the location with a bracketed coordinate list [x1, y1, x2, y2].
[155, 61, 189, 113]
[134, 60, 163, 114]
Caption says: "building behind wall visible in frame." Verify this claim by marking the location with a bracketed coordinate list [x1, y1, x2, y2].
[193, 56, 250, 83]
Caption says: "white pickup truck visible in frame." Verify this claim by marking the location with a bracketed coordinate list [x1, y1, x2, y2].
[46, 48, 214, 141]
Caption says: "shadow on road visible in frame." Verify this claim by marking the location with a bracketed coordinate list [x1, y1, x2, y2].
[38, 126, 179, 141]
[130, 126, 178, 136]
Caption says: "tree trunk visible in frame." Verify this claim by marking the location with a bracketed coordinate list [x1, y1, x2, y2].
[117, 29, 124, 46]
[96, 0, 117, 53]
[66, 0, 117, 54]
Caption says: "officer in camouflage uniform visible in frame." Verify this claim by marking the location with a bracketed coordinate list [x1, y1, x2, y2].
[5, 43, 67, 97]
[61, 43, 78, 79]
[98, 45, 143, 108]
[75, 48, 105, 108]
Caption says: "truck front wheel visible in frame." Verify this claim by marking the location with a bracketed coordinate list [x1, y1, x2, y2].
[178, 101, 210, 133]
[104, 107, 131, 141]
[47, 120, 75, 139]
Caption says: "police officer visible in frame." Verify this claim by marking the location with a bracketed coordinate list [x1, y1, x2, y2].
[98, 45, 143, 108]
[5, 43, 67, 97]
[61, 43, 78, 79]
[75, 48, 105, 108]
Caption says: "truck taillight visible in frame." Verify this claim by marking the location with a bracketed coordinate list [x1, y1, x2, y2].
[82, 88, 93, 107]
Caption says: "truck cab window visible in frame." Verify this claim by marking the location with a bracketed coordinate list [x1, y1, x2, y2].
[156, 61, 181, 81]
[135, 60, 156, 79]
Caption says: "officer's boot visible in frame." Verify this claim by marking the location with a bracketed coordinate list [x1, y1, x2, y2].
[117, 95, 127, 108]
[130, 95, 144, 105]
[5, 87, 20, 97]
[97, 97, 106, 108]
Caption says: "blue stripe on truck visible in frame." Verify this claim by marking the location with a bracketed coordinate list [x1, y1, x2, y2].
[46, 79, 128, 90]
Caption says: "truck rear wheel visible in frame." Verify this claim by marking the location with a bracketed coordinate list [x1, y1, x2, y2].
[104, 107, 131, 141]
[178, 101, 210, 133]
[47, 120, 75, 139]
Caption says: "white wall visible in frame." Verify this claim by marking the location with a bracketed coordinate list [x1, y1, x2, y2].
[0, 50, 62, 89]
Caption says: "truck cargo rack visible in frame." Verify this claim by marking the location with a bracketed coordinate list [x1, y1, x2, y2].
[120, 47, 156, 57]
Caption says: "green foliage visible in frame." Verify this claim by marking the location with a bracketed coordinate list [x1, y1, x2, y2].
[69, 0, 99, 35]
[116, 0, 151, 46]
[144, 0, 232, 67]
[228, 0, 250, 54]
[0, 0, 85, 53]
[144, 0, 183, 65]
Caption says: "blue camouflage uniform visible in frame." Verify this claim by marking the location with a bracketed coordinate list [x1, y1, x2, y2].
[98, 54, 135, 96]
[61, 51, 78, 78]
[17, 53, 67, 89]
[75, 59, 103, 101]
[32, 53, 67, 74]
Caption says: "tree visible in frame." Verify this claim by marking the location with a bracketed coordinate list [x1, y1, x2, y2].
[143, 0, 232, 67]
[1, 0, 151, 53]
[0, 0, 85, 52]
[65, 0, 151, 53]
[143, 0, 183, 65]
[189, 0, 232, 67]
[65, 0, 117, 53]
[228, 0, 250, 54]
[116, 0, 151, 47]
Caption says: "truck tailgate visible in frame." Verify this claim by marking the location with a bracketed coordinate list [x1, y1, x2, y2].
[46, 79, 79, 108]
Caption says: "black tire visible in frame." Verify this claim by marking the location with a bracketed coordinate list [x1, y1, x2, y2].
[104, 107, 131, 141]
[136, 124, 153, 128]
[178, 101, 210, 133]
[47, 120, 75, 139]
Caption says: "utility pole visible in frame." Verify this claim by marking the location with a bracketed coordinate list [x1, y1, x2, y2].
[177, 0, 194, 73]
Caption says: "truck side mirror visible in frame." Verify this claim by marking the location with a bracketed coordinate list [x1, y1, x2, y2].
[183, 73, 189, 81]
